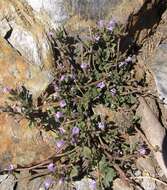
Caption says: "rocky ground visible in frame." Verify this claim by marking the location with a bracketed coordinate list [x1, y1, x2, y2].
[0, 0, 167, 190]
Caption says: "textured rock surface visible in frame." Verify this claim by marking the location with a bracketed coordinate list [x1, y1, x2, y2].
[0, 0, 164, 189]
[151, 43, 167, 103]
[113, 178, 134, 190]
[0, 37, 53, 99]
[25, 0, 143, 28]
[0, 112, 56, 168]
[0, 0, 54, 98]
[0, 175, 16, 190]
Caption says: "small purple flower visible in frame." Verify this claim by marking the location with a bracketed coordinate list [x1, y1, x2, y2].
[138, 146, 148, 156]
[96, 81, 105, 89]
[60, 75, 66, 81]
[53, 83, 59, 92]
[58, 178, 64, 185]
[97, 122, 105, 130]
[110, 88, 117, 96]
[44, 178, 53, 190]
[55, 111, 63, 120]
[48, 31, 54, 37]
[47, 163, 56, 172]
[7, 164, 14, 171]
[72, 127, 80, 136]
[98, 19, 105, 28]
[81, 63, 89, 69]
[2, 87, 11, 93]
[56, 140, 65, 149]
[125, 56, 132, 62]
[59, 127, 66, 134]
[107, 19, 116, 31]
[59, 100, 66, 108]
[94, 35, 100, 41]
[12, 105, 21, 113]
[89, 180, 96, 190]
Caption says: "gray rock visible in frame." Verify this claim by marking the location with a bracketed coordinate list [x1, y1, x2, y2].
[74, 178, 96, 190]
[0, 175, 16, 190]
[151, 43, 167, 104]
[113, 178, 134, 190]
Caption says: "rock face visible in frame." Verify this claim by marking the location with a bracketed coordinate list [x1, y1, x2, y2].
[0, 112, 56, 169]
[25, 0, 143, 28]
[0, 0, 54, 98]
[151, 43, 167, 104]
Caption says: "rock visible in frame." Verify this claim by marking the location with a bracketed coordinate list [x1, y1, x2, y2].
[74, 178, 96, 190]
[113, 178, 134, 190]
[0, 112, 56, 168]
[0, 0, 54, 97]
[0, 36, 53, 99]
[136, 157, 156, 177]
[151, 43, 167, 104]
[25, 0, 68, 28]
[0, 175, 16, 190]
[24, 0, 143, 31]
[27, 177, 44, 190]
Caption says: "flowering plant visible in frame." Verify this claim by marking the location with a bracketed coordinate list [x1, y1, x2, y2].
[3, 19, 147, 189]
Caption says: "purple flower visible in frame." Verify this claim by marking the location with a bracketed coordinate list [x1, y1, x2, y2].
[44, 178, 53, 190]
[12, 105, 22, 113]
[94, 35, 100, 41]
[81, 63, 89, 69]
[97, 122, 105, 130]
[59, 127, 66, 134]
[107, 19, 116, 31]
[47, 163, 56, 172]
[96, 81, 105, 89]
[72, 127, 80, 136]
[98, 19, 105, 28]
[138, 146, 148, 156]
[89, 180, 96, 190]
[56, 140, 65, 149]
[58, 178, 64, 185]
[2, 87, 11, 93]
[110, 88, 117, 96]
[125, 56, 132, 63]
[7, 164, 14, 171]
[55, 111, 63, 120]
[48, 31, 54, 37]
[60, 75, 66, 81]
[59, 100, 66, 108]
[53, 83, 59, 92]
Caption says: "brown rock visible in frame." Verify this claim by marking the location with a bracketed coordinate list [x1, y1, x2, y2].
[0, 0, 54, 98]
[113, 178, 134, 190]
[0, 112, 55, 169]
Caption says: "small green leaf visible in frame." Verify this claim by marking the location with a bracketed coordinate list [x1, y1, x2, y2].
[83, 146, 92, 159]
[70, 166, 79, 178]
[103, 167, 116, 187]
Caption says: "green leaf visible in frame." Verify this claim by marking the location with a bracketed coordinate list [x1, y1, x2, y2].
[103, 167, 116, 187]
[70, 166, 79, 178]
[83, 146, 92, 159]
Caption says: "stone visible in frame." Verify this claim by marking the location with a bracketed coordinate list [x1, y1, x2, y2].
[0, 36, 53, 100]
[113, 178, 134, 190]
[151, 43, 167, 104]
[0, 175, 16, 190]
[136, 157, 156, 177]
[0, 112, 56, 168]
[24, 0, 144, 30]
[0, 0, 54, 98]
[74, 178, 96, 190]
